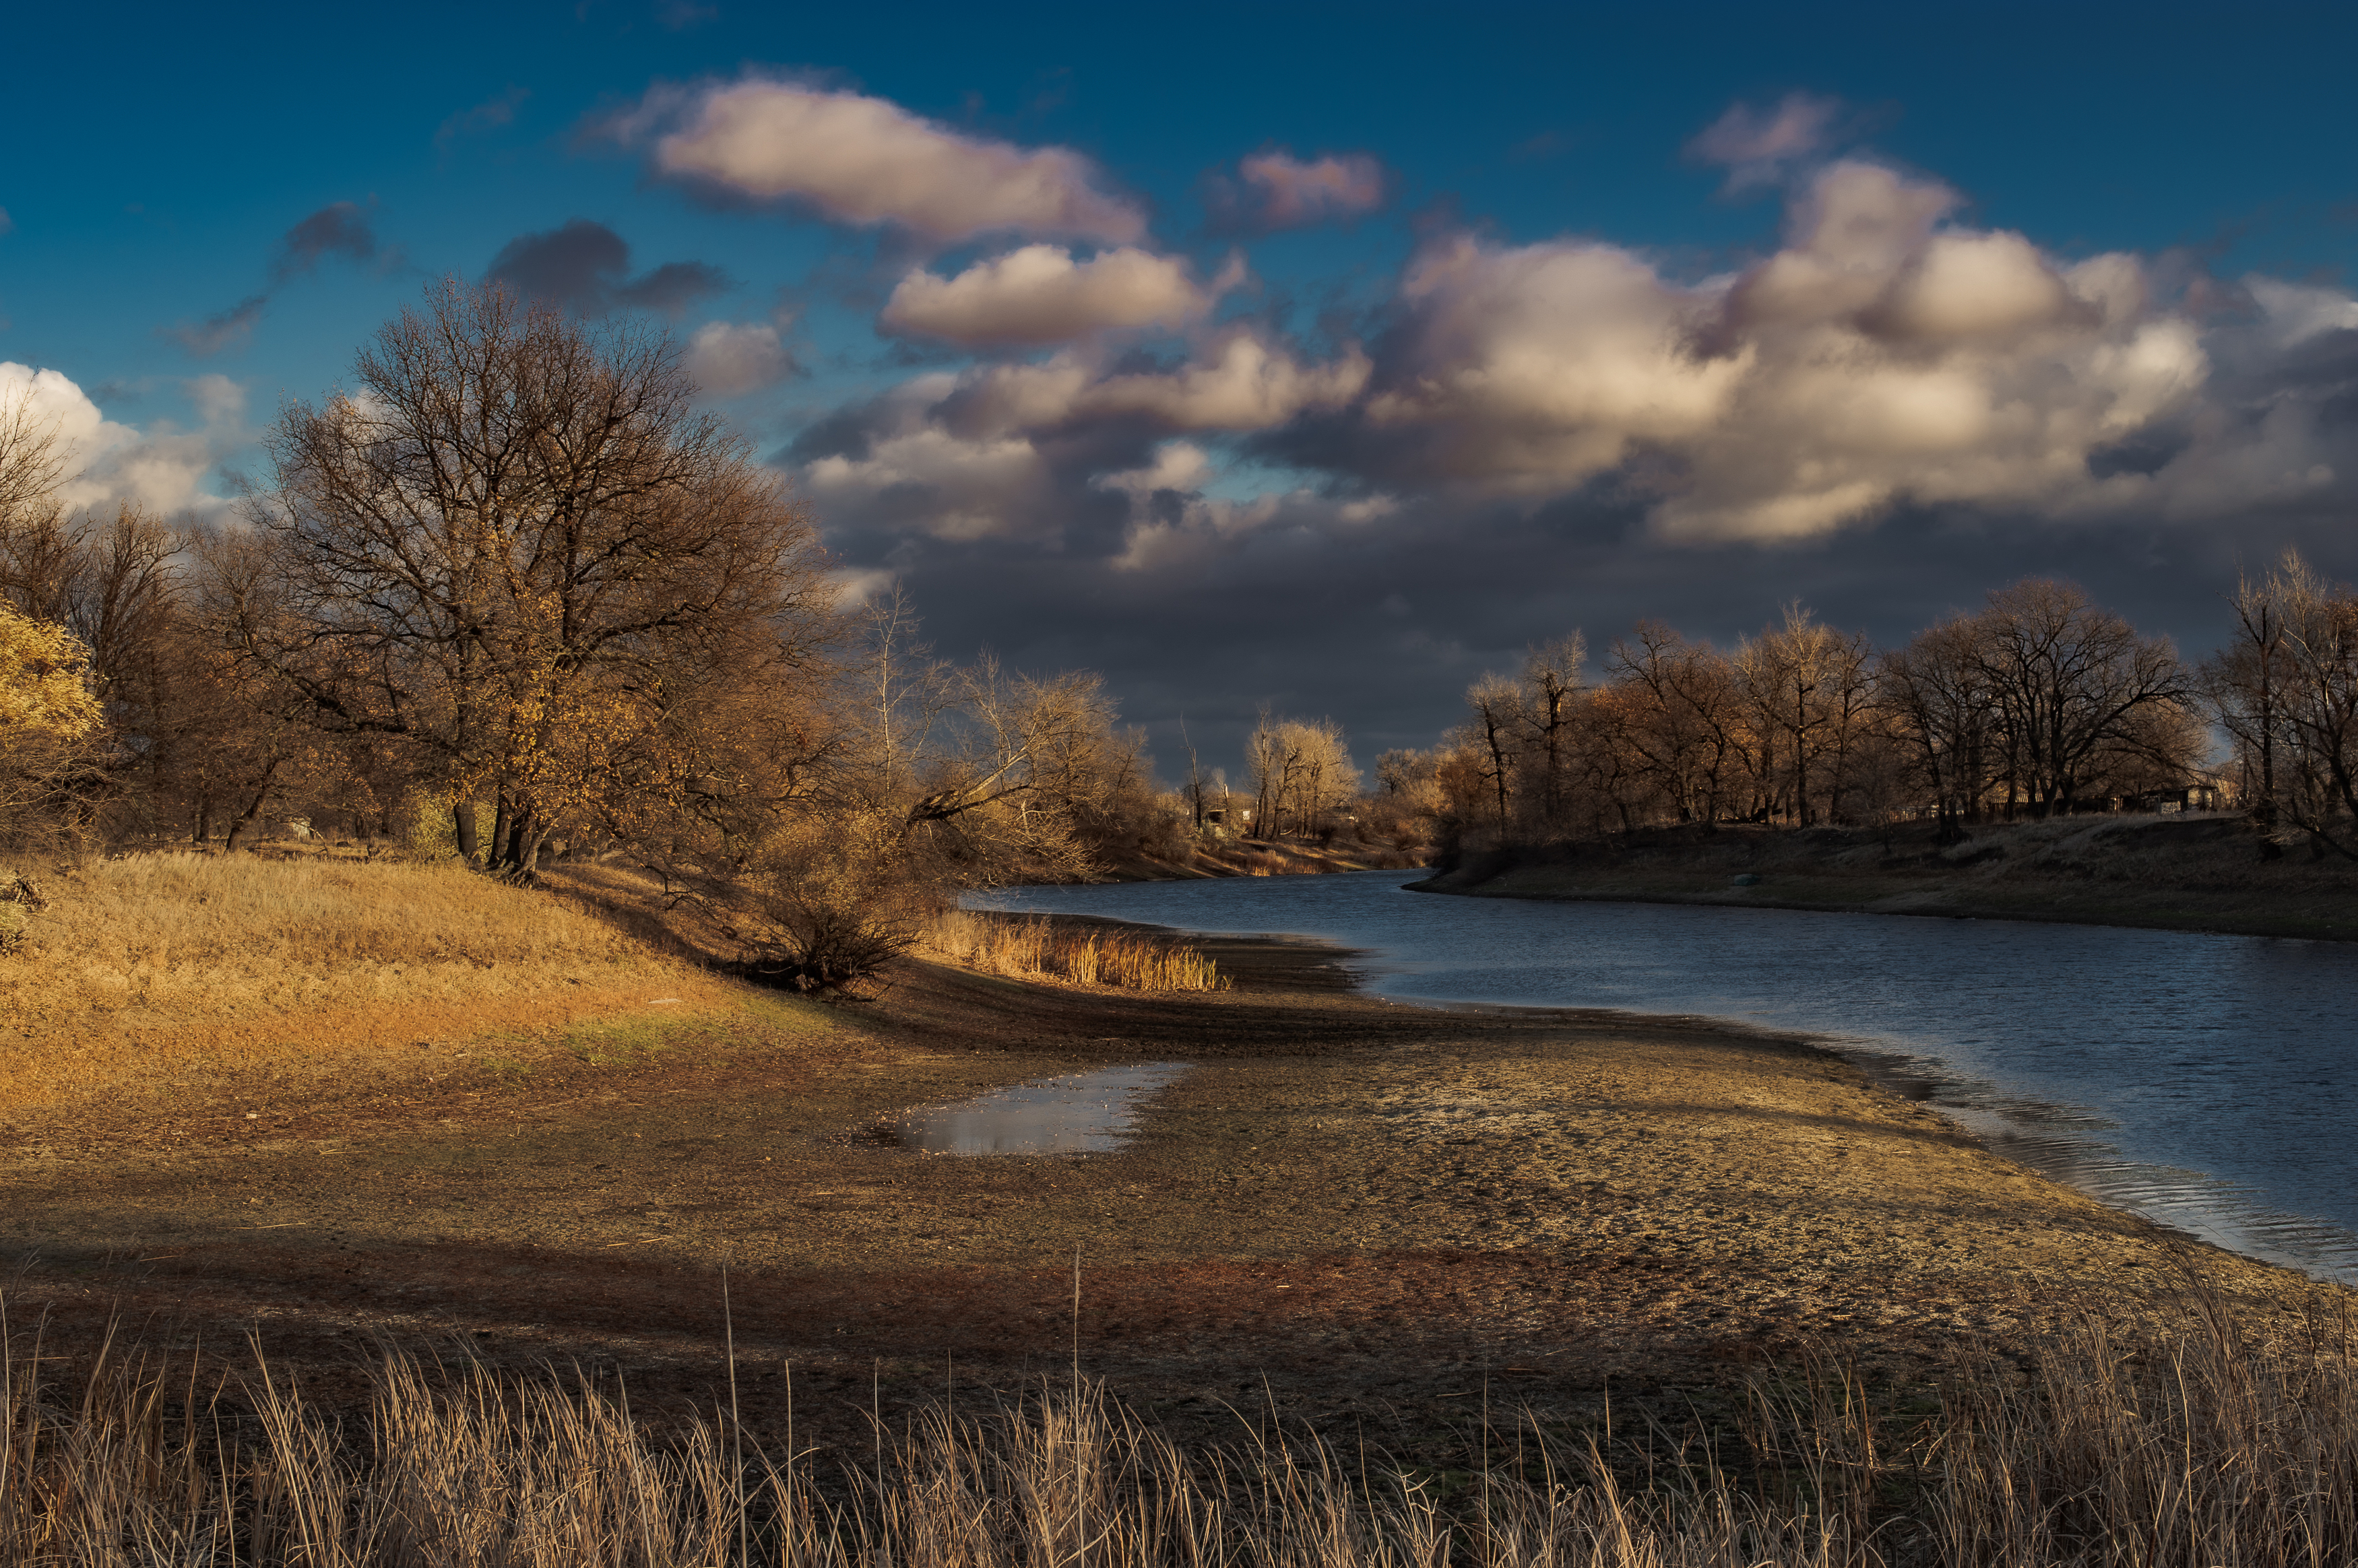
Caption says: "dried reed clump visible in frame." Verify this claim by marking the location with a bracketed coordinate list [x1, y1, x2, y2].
[927, 911, 1229, 992]
[4, 1289, 2355, 1567]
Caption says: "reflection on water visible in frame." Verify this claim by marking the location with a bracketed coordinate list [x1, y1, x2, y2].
[978, 873, 2358, 1283]
[899, 1063, 1190, 1155]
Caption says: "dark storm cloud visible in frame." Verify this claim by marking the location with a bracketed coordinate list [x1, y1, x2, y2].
[841, 471, 2358, 783]
[270, 201, 377, 284]
[484, 219, 730, 318]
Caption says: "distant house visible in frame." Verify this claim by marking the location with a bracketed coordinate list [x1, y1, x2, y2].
[1199, 790, 1254, 830]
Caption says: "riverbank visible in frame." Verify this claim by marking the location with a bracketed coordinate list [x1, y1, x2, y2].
[1411, 811, 2358, 941]
[6, 892, 2342, 1466]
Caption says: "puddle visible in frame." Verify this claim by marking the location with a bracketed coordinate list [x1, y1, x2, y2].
[897, 1063, 1190, 1155]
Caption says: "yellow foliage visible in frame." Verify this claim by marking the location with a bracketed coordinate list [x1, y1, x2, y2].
[0, 606, 100, 741]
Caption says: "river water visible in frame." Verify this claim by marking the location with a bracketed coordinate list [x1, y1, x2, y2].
[976, 871, 2358, 1284]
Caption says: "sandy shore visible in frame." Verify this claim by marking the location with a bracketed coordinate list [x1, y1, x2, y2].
[5, 922, 2340, 1456]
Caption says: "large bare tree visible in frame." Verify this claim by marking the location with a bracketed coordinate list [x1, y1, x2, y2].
[218, 280, 833, 877]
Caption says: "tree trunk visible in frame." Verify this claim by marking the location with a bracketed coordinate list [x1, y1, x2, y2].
[454, 799, 480, 861]
[221, 762, 281, 855]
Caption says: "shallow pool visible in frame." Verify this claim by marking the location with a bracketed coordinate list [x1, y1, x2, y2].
[897, 1063, 1191, 1155]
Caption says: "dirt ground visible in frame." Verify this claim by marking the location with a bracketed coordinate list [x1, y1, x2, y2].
[4, 922, 2340, 1464]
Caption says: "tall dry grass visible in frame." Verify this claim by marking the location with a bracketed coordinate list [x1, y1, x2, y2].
[0, 852, 728, 1111]
[3, 1290, 2353, 1566]
[928, 912, 1228, 992]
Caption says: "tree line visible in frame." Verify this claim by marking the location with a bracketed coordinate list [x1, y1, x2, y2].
[0, 283, 1169, 985]
[1387, 569, 2358, 863]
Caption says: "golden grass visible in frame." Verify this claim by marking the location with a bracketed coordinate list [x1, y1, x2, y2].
[928, 911, 1230, 991]
[5, 1289, 2355, 1566]
[0, 851, 738, 1113]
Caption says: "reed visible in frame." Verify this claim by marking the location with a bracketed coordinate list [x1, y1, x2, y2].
[926, 912, 1230, 993]
[1, 1286, 2351, 1566]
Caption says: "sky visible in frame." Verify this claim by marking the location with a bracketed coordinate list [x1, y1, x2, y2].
[7, 1, 2358, 777]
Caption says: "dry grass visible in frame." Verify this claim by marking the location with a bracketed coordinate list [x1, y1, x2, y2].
[928, 911, 1230, 992]
[2, 1288, 2354, 1566]
[0, 851, 734, 1113]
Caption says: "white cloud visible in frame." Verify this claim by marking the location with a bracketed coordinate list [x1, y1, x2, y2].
[684, 320, 795, 396]
[1083, 331, 1370, 430]
[881, 245, 1225, 346]
[1355, 160, 2245, 541]
[2245, 277, 2358, 348]
[791, 153, 2358, 560]
[948, 331, 1370, 438]
[631, 78, 1144, 244]
[0, 363, 241, 519]
[1365, 236, 1745, 482]
[802, 412, 1054, 543]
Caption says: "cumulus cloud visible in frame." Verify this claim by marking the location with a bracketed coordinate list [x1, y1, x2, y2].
[616, 77, 1145, 244]
[1317, 158, 2261, 541]
[1686, 92, 1843, 190]
[791, 323, 1370, 549]
[881, 245, 1233, 346]
[684, 319, 796, 395]
[484, 218, 730, 317]
[1208, 150, 1388, 230]
[943, 331, 1371, 439]
[812, 154, 2358, 566]
[0, 362, 243, 519]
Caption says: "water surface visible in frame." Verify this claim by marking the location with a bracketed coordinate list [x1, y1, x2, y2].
[978, 872, 2358, 1282]
[898, 1063, 1190, 1156]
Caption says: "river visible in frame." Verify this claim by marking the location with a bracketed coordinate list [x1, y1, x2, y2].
[976, 870, 2358, 1284]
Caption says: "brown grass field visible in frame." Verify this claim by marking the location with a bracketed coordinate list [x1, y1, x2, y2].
[1, 847, 2353, 1563]
[0, 851, 740, 1119]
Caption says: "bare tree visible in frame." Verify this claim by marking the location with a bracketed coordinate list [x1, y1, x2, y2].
[2249, 556, 2358, 857]
[1880, 616, 1994, 841]
[219, 280, 833, 878]
[1518, 634, 1585, 831]
[2202, 562, 2293, 857]
[1969, 579, 2190, 816]
[1736, 605, 1874, 826]
[0, 387, 70, 537]
[1463, 673, 1522, 841]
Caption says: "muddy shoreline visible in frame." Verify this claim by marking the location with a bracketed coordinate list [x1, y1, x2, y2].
[6, 918, 2343, 1459]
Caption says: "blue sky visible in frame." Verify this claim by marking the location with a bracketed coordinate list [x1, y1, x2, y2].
[8, 2, 2358, 769]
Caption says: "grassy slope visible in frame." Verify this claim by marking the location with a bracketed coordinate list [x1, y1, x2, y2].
[1414, 812, 2358, 940]
[0, 851, 746, 1116]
